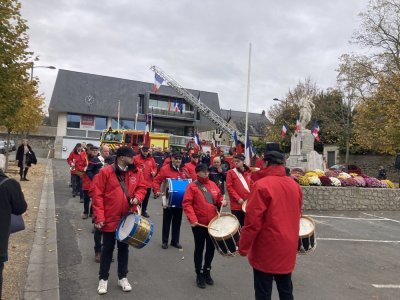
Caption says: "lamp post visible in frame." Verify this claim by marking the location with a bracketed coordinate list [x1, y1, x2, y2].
[30, 64, 56, 80]
[273, 98, 287, 107]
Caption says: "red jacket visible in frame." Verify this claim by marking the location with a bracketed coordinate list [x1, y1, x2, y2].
[226, 168, 252, 211]
[91, 164, 148, 232]
[133, 154, 157, 188]
[182, 179, 223, 226]
[162, 157, 171, 166]
[153, 163, 189, 194]
[67, 151, 87, 175]
[183, 161, 197, 181]
[255, 157, 264, 169]
[239, 165, 302, 274]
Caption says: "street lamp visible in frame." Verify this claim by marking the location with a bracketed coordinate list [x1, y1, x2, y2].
[273, 98, 287, 106]
[30, 64, 56, 80]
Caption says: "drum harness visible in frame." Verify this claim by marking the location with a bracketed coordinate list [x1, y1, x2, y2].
[194, 180, 216, 207]
[113, 165, 136, 226]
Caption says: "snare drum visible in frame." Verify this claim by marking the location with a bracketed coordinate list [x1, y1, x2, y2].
[208, 213, 241, 256]
[161, 178, 191, 208]
[298, 215, 316, 254]
[116, 213, 154, 249]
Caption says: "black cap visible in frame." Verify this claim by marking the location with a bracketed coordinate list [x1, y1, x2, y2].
[195, 163, 209, 173]
[116, 146, 135, 158]
[263, 151, 285, 164]
[172, 152, 182, 159]
[90, 146, 99, 151]
[234, 154, 245, 161]
[191, 153, 199, 158]
[141, 146, 149, 151]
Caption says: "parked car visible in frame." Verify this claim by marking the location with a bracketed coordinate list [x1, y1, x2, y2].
[9, 139, 16, 151]
[0, 140, 15, 154]
[0, 141, 5, 154]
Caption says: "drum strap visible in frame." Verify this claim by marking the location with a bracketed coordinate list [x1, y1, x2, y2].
[112, 165, 131, 206]
[194, 180, 214, 205]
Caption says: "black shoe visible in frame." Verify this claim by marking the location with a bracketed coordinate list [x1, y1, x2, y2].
[142, 211, 150, 218]
[204, 271, 214, 285]
[23, 178, 29, 181]
[171, 242, 182, 249]
[196, 273, 206, 289]
[161, 242, 168, 249]
[72, 194, 76, 198]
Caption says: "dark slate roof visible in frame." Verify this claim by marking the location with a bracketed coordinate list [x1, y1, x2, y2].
[220, 109, 270, 136]
[49, 69, 221, 131]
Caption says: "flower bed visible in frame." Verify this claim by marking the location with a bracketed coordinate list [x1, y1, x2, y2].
[291, 169, 395, 189]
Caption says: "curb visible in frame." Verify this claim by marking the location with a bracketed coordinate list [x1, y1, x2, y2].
[24, 159, 59, 300]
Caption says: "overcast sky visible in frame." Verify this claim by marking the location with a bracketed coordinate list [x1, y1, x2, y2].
[20, 0, 370, 114]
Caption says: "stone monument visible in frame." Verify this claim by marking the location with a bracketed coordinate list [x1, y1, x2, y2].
[286, 95, 324, 171]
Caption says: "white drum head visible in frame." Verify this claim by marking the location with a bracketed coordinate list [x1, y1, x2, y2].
[209, 215, 239, 238]
[299, 217, 315, 237]
[117, 214, 136, 240]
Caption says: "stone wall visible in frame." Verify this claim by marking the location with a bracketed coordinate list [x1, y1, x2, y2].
[302, 186, 400, 210]
[339, 154, 398, 182]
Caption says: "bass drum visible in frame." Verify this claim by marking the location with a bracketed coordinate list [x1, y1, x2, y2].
[208, 213, 241, 257]
[298, 215, 316, 254]
[161, 178, 191, 208]
[116, 213, 154, 249]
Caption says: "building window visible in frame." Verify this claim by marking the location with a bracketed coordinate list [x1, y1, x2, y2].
[112, 118, 135, 129]
[95, 116, 107, 131]
[196, 111, 200, 120]
[138, 95, 145, 114]
[67, 114, 81, 128]
[136, 121, 146, 130]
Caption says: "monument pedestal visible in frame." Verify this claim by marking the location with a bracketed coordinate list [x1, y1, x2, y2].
[286, 129, 323, 171]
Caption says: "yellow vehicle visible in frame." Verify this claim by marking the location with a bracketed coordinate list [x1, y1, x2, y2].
[100, 129, 170, 151]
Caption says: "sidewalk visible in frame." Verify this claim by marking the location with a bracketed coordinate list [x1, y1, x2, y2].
[23, 159, 59, 300]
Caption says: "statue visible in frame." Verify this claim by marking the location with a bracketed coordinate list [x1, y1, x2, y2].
[299, 95, 315, 130]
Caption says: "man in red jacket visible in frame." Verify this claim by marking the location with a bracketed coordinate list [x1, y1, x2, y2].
[226, 154, 252, 226]
[183, 153, 199, 180]
[133, 146, 157, 218]
[239, 151, 302, 300]
[92, 146, 147, 295]
[183, 164, 226, 289]
[153, 152, 189, 249]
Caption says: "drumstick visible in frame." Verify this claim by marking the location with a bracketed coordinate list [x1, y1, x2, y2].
[218, 195, 225, 216]
[196, 223, 219, 231]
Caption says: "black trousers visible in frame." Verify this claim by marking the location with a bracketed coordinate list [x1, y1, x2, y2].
[253, 268, 293, 300]
[142, 188, 151, 213]
[162, 207, 182, 244]
[231, 209, 245, 227]
[0, 262, 3, 300]
[94, 227, 102, 254]
[191, 226, 215, 272]
[83, 190, 91, 214]
[19, 166, 29, 179]
[99, 232, 129, 280]
[71, 174, 82, 198]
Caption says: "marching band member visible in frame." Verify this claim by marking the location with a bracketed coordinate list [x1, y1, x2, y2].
[92, 146, 147, 295]
[133, 146, 157, 218]
[226, 154, 251, 226]
[67, 143, 87, 200]
[239, 151, 302, 300]
[153, 152, 189, 249]
[183, 153, 200, 181]
[182, 163, 227, 289]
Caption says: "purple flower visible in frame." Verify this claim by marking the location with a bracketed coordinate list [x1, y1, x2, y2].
[365, 177, 382, 188]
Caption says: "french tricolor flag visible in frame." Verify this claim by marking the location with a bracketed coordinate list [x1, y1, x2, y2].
[295, 120, 301, 133]
[281, 124, 289, 137]
[153, 73, 164, 93]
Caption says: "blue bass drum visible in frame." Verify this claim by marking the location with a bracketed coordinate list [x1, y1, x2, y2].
[161, 178, 191, 208]
[115, 213, 154, 249]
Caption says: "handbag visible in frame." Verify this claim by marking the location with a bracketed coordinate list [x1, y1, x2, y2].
[0, 178, 26, 234]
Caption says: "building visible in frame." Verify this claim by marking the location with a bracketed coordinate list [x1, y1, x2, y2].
[49, 69, 221, 158]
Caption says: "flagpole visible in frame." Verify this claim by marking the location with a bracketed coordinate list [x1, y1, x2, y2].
[150, 107, 153, 132]
[135, 102, 139, 130]
[117, 100, 120, 130]
[244, 43, 252, 154]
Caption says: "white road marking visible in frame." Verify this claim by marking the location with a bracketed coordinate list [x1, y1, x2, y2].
[372, 284, 400, 288]
[307, 215, 383, 221]
[362, 213, 400, 224]
[317, 238, 400, 243]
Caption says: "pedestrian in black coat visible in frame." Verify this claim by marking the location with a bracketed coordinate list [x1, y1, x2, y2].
[16, 139, 36, 181]
[0, 169, 27, 299]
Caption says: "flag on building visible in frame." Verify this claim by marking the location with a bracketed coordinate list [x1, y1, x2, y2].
[232, 130, 239, 146]
[168, 100, 172, 112]
[211, 132, 217, 148]
[144, 113, 151, 147]
[245, 135, 253, 166]
[174, 100, 183, 113]
[295, 120, 301, 132]
[153, 73, 164, 93]
[281, 123, 289, 137]
[311, 121, 320, 141]
[194, 128, 201, 146]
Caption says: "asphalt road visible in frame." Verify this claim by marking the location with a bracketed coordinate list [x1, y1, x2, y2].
[52, 159, 400, 300]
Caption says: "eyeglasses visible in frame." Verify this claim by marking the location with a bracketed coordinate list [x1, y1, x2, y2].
[173, 157, 182, 160]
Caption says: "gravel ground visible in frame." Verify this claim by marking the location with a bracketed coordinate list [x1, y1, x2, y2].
[2, 161, 45, 300]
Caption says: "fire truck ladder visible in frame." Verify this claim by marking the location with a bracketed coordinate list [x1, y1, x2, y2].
[150, 65, 243, 139]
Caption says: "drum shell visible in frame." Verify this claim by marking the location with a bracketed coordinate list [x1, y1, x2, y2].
[208, 213, 241, 257]
[161, 178, 191, 208]
[298, 215, 316, 254]
[116, 213, 154, 249]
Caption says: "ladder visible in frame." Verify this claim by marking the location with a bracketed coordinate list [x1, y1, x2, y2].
[150, 65, 243, 139]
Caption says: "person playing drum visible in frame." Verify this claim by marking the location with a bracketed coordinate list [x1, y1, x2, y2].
[153, 152, 189, 250]
[182, 163, 227, 289]
[226, 154, 252, 226]
[91, 146, 147, 295]
[239, 151, 302, 300]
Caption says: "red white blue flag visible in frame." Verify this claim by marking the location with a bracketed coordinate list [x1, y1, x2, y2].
[281, 124, 289, 137]
[153, 73, 164, 93]
[311, 121, 320, 141]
